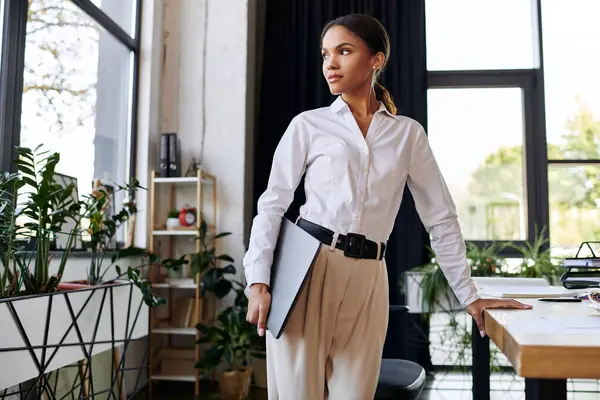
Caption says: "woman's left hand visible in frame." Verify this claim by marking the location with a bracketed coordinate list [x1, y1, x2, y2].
[466, 298, 533, 338]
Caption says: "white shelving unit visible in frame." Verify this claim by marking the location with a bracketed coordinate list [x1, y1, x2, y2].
[147, 169, 217, 397]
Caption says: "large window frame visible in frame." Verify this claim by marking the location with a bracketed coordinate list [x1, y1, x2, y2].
[0, 0, 142, 181]
[426, 0, 550, 256]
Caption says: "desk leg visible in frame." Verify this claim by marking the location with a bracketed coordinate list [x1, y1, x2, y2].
[525, 378, 567, 400]
[471, 319, 490, 400]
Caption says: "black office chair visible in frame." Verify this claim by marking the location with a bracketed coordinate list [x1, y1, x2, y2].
[375, 305, 427, 400]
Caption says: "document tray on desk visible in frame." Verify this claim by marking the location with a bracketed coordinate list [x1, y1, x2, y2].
[560, 241, 600, 290]
[266, 218, 322, 339]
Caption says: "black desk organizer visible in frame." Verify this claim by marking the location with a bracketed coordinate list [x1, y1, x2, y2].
[560, 241, 600, 289]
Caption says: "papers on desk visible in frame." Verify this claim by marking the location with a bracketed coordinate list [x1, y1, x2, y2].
[472, 277, 576, 298]
[479, 285, 574, 298]
[541, 315, 600, 329]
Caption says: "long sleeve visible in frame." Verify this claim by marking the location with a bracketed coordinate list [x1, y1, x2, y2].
[406, 125, 480, 308]
[243, 115, 308, 294]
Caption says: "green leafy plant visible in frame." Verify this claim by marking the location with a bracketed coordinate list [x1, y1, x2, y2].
[466, 242, 507, 277]
[11, 145, 82, 295]
[190, 219, 236, 299]
[507, 226, 561, 284]
[113, 248, 188, 307]
[407, 230, 561, 372]
[167, 209, 179, 219]
[0, 144, 187, 305]
[78, 178, 188, 306]
[195, 279, 265, 373]
[0, 171, 24, 298]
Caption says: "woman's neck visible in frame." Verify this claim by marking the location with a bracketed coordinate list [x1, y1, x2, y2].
[342, 89, 379, 118]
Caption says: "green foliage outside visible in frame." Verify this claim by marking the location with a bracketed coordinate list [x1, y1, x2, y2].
[460, 101, 600, 252]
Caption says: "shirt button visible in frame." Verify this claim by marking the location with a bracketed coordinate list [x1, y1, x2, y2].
[359, 190, 364, 195]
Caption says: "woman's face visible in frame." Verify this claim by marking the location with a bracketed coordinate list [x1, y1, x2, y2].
[321, 26, 381, 95]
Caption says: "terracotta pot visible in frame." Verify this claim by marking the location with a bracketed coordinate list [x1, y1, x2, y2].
[217, 366, 253, 399]
[57, 280, 94, 291]
[57, 280, 118, 291]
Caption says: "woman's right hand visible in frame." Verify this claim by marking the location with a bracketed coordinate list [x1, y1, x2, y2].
[246, 283, 271, 337]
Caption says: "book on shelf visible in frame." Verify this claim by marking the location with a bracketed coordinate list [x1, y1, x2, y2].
[172, 297, 203, 328]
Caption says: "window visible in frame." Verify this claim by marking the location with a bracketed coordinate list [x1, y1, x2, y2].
[428, 88, 527, 241]
[0, 0, 140, 249]
[542, 0, 600, 255]
[425, 0, 546, 253]
[22, 0, 133, 203]
[89, 0, 136, 36]
[425, 0, 536, 71]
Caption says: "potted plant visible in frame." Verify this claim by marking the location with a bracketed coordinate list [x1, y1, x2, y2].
[165, 209, 180, 230]
[0, 145, 187, 391]
[0, 171, 23, 299]
[196, 279, 265, 399]
[189, 220, 236, 299]
[4, 145, 83, 296]
[58, 177, 188, 307]
[404, 232, 562, 372]
[507, 226, 562, 284]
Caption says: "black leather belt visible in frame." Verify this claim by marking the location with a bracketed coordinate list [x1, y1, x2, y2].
[296, 218, 386, 260]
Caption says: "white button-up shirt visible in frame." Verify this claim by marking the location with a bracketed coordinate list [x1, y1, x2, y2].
[243, 96, 480, 307]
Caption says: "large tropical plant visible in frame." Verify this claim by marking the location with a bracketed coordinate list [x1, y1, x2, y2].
[0, 144, 188, 305]
[0, 171, 23, 298]
[11, 145, 82, 295]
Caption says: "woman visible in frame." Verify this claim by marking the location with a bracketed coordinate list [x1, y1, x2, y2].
[244, 14, 532, 399]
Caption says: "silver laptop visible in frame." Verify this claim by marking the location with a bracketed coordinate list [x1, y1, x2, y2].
[267, 217, 322, 339]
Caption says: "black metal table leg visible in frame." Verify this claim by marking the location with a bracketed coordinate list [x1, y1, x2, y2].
[471, 319, 490, 400]
[525, 378, 567, 400]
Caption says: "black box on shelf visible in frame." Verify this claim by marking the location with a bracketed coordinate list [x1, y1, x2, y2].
[159, 133, 180, 177]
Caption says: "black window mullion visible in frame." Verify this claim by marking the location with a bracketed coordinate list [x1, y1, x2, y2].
[466, 240, 529, 258]
[70, 0, 137, 51]
[128, 0, 142, 183]
[548, 159, 600, 165]
[427, 69, 532, 88]
[0, 0, 28, 173]
[531, 0, 550, 248]
[429, 70, 547, 250]
[522, 73, 542, 243]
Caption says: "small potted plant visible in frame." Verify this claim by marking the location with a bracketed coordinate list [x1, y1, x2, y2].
[165, 209, 180, 230]
[196, 279, 265, 399]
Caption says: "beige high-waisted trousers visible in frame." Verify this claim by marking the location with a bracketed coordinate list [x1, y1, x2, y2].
[266, 244, 389, 400]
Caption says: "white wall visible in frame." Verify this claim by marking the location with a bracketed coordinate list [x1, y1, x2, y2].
[138, 0, 255, 295]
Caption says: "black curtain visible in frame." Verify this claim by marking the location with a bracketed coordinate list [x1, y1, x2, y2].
[253, 0, 432, 370]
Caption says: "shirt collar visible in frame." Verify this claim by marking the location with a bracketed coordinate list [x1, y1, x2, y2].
[329, 95, 399, 119]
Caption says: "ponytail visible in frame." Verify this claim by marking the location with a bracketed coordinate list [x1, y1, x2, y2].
[374, 82, 397, 115]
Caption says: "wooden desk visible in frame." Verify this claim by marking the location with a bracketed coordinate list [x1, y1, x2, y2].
[471, 299, 600, 400]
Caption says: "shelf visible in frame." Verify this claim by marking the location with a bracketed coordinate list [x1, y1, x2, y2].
[152, 327, 196, 335]
[150, 374, 196, 382]
[153, 279, 197, 289]
[152, 224, 215, 236]
[153, 176, 214, 184]
[152, 229, 197, 236]
[153, 172, 215, 184]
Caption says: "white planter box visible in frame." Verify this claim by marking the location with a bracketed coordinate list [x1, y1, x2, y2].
[0, 281, 148, 390]
[403, 271, 462, 314]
